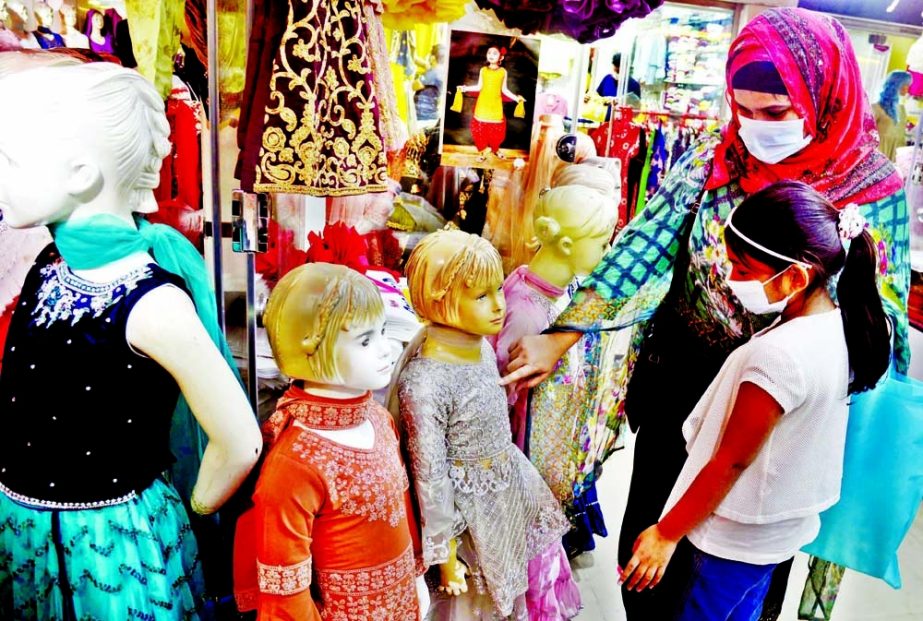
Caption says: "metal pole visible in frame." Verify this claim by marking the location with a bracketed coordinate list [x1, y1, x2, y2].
[571, 45, 587, 135]
[206, 0, 225, 333]
[246, 253, 258, 410]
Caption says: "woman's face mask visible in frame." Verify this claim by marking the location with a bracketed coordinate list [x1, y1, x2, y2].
[732, 89, 812, 164]
[737, 115, 813, 164]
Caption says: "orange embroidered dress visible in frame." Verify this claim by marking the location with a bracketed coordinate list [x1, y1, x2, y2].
[234, 387, 421, 620]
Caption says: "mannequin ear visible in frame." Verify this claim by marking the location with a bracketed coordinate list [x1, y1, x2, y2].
[556, 236, 574, 257]
[65, 160, 103, 201]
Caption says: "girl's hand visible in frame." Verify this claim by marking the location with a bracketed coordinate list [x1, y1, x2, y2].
[499, 331, 581, 389]
[619, 524, 678, 592]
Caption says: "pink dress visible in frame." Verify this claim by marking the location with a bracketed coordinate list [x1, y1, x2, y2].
[491, 266, 569, 452]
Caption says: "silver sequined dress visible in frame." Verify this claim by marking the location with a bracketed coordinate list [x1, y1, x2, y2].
[398, 343, 569, 618]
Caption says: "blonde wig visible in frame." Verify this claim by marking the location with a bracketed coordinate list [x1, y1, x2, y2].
[263, 263, 385, 383]
[0, 62, 170, 214]
[405, 229, 504, 327]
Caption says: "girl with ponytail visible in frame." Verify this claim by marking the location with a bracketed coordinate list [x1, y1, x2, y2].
[619, 180, 891, 620]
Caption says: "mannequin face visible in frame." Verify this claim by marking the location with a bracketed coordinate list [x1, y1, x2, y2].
[34, 4, 52, 27]
[447, 276, 506, 337]
[91, 12, 103, 30]
[0, 114, 86, 228]
[7, 1, 27, 21]
[61, 6, 75, 28]
[569, 231, 611, 277]
[901, 83, 910, 97]
[331, 314, 394, 391]
[487, 47, 501, 64]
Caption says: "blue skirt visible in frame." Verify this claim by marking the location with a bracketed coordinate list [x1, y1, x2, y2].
[0, 478, 203, 620]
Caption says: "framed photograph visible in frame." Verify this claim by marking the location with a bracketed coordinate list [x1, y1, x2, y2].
[441, 30, 540, 169]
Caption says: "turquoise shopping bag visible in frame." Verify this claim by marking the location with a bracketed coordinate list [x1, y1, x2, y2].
[802, 370, 923, 588]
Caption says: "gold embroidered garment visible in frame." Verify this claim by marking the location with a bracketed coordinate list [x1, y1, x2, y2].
[253, 0, 392, 196]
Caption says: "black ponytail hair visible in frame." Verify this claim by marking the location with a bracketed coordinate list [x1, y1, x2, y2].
[725, 180, 891, 393]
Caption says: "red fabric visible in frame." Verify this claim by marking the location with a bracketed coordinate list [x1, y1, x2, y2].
[234, 391, 421, 619]
[591, 106, 641, 229]
[707, 8, 902, 208]
[255, 219, 308, 288]
[0, 298, 15, 374]
[151, 95, 204, 248]
[305, 223, 370, 274]
[471, 117, 507, 153]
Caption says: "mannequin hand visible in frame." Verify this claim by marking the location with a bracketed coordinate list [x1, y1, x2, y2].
[518, 95, 525, 103]
[438, 558, 469, 597]
[499, 331, 581, 389]
[619, 524, 678, 592]
[458, 85, 467, 93]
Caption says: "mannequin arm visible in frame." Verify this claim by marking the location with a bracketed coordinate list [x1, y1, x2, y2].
[127, 285, 261, 512]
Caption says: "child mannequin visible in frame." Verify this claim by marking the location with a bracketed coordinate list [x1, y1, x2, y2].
[395, 229, 572, 620]
[493, 172, 623, 559]
[234, 263, 426, 620]
[4, 1, 39, 49]
[60, 5, 89, 49]
[0, 62, 260, 619]
[31, 2, 64, 49]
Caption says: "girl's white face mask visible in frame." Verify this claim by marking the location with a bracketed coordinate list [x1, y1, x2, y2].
[737, 115, 813, 164]
[727, 269, 792, 315]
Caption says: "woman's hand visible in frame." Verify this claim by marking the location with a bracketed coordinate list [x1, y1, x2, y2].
[619, 524, 679, 592]
[499, 331, 582, 389]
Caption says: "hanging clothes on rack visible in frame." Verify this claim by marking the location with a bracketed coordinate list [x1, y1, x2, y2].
[151, 78, 205, 249]
[591, 106, 641, 231]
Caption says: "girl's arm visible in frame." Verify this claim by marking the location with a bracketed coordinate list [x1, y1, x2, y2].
[500, 70, 523, 102]
[620, 381, 784, 592]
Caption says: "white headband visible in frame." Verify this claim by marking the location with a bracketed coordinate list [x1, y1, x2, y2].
[725, 205, 813, 269]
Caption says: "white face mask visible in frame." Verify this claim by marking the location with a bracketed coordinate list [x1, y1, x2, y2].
[727, 269, 793, 315]
[737, 115, 813, 164]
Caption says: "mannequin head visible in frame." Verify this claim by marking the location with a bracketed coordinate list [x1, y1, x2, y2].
[5, 1, 27, 22]
[530, 184, 616, 279]
[0, 63, 170, 229]
[60, 5, 76, 29]
[0, 2, 8, 23]
[89, 9, 104, 34]
[264, 262, 392, 390]
[406, 229, 506, 336]
[552, 162, 620, 202]
[33, 2, 53, 28]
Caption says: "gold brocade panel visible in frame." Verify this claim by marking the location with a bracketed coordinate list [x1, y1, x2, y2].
[253, 0, 390, 197]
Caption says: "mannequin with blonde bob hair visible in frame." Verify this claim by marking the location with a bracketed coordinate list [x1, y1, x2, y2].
[234, 262, 428, 619]
[393, 229, 575, 620]
[0, 61, 261, 619]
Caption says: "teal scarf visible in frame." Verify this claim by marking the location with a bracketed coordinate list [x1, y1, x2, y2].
[51, 214, 244, 502]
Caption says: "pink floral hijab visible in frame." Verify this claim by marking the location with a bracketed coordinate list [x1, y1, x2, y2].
[708, 8, 903, 207]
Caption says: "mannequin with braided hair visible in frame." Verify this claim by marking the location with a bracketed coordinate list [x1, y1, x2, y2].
[392, 229, 573, 620]
[233, 262, 427, 619]
[0, 62, 262, 619]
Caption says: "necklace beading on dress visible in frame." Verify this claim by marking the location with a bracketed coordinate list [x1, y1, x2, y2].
[275, 385, 372, 430]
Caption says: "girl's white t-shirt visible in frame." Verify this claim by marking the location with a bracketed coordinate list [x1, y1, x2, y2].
[662, 309, 850, 564]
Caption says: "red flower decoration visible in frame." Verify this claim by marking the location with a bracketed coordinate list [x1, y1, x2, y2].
[256, 219, 308, 288]
[305, 222, 370, 274]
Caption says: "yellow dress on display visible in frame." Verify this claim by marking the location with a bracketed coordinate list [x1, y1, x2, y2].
[474, 67, 506, 122]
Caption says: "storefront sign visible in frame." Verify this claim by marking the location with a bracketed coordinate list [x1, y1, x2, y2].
[799, 0, 923, 28]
